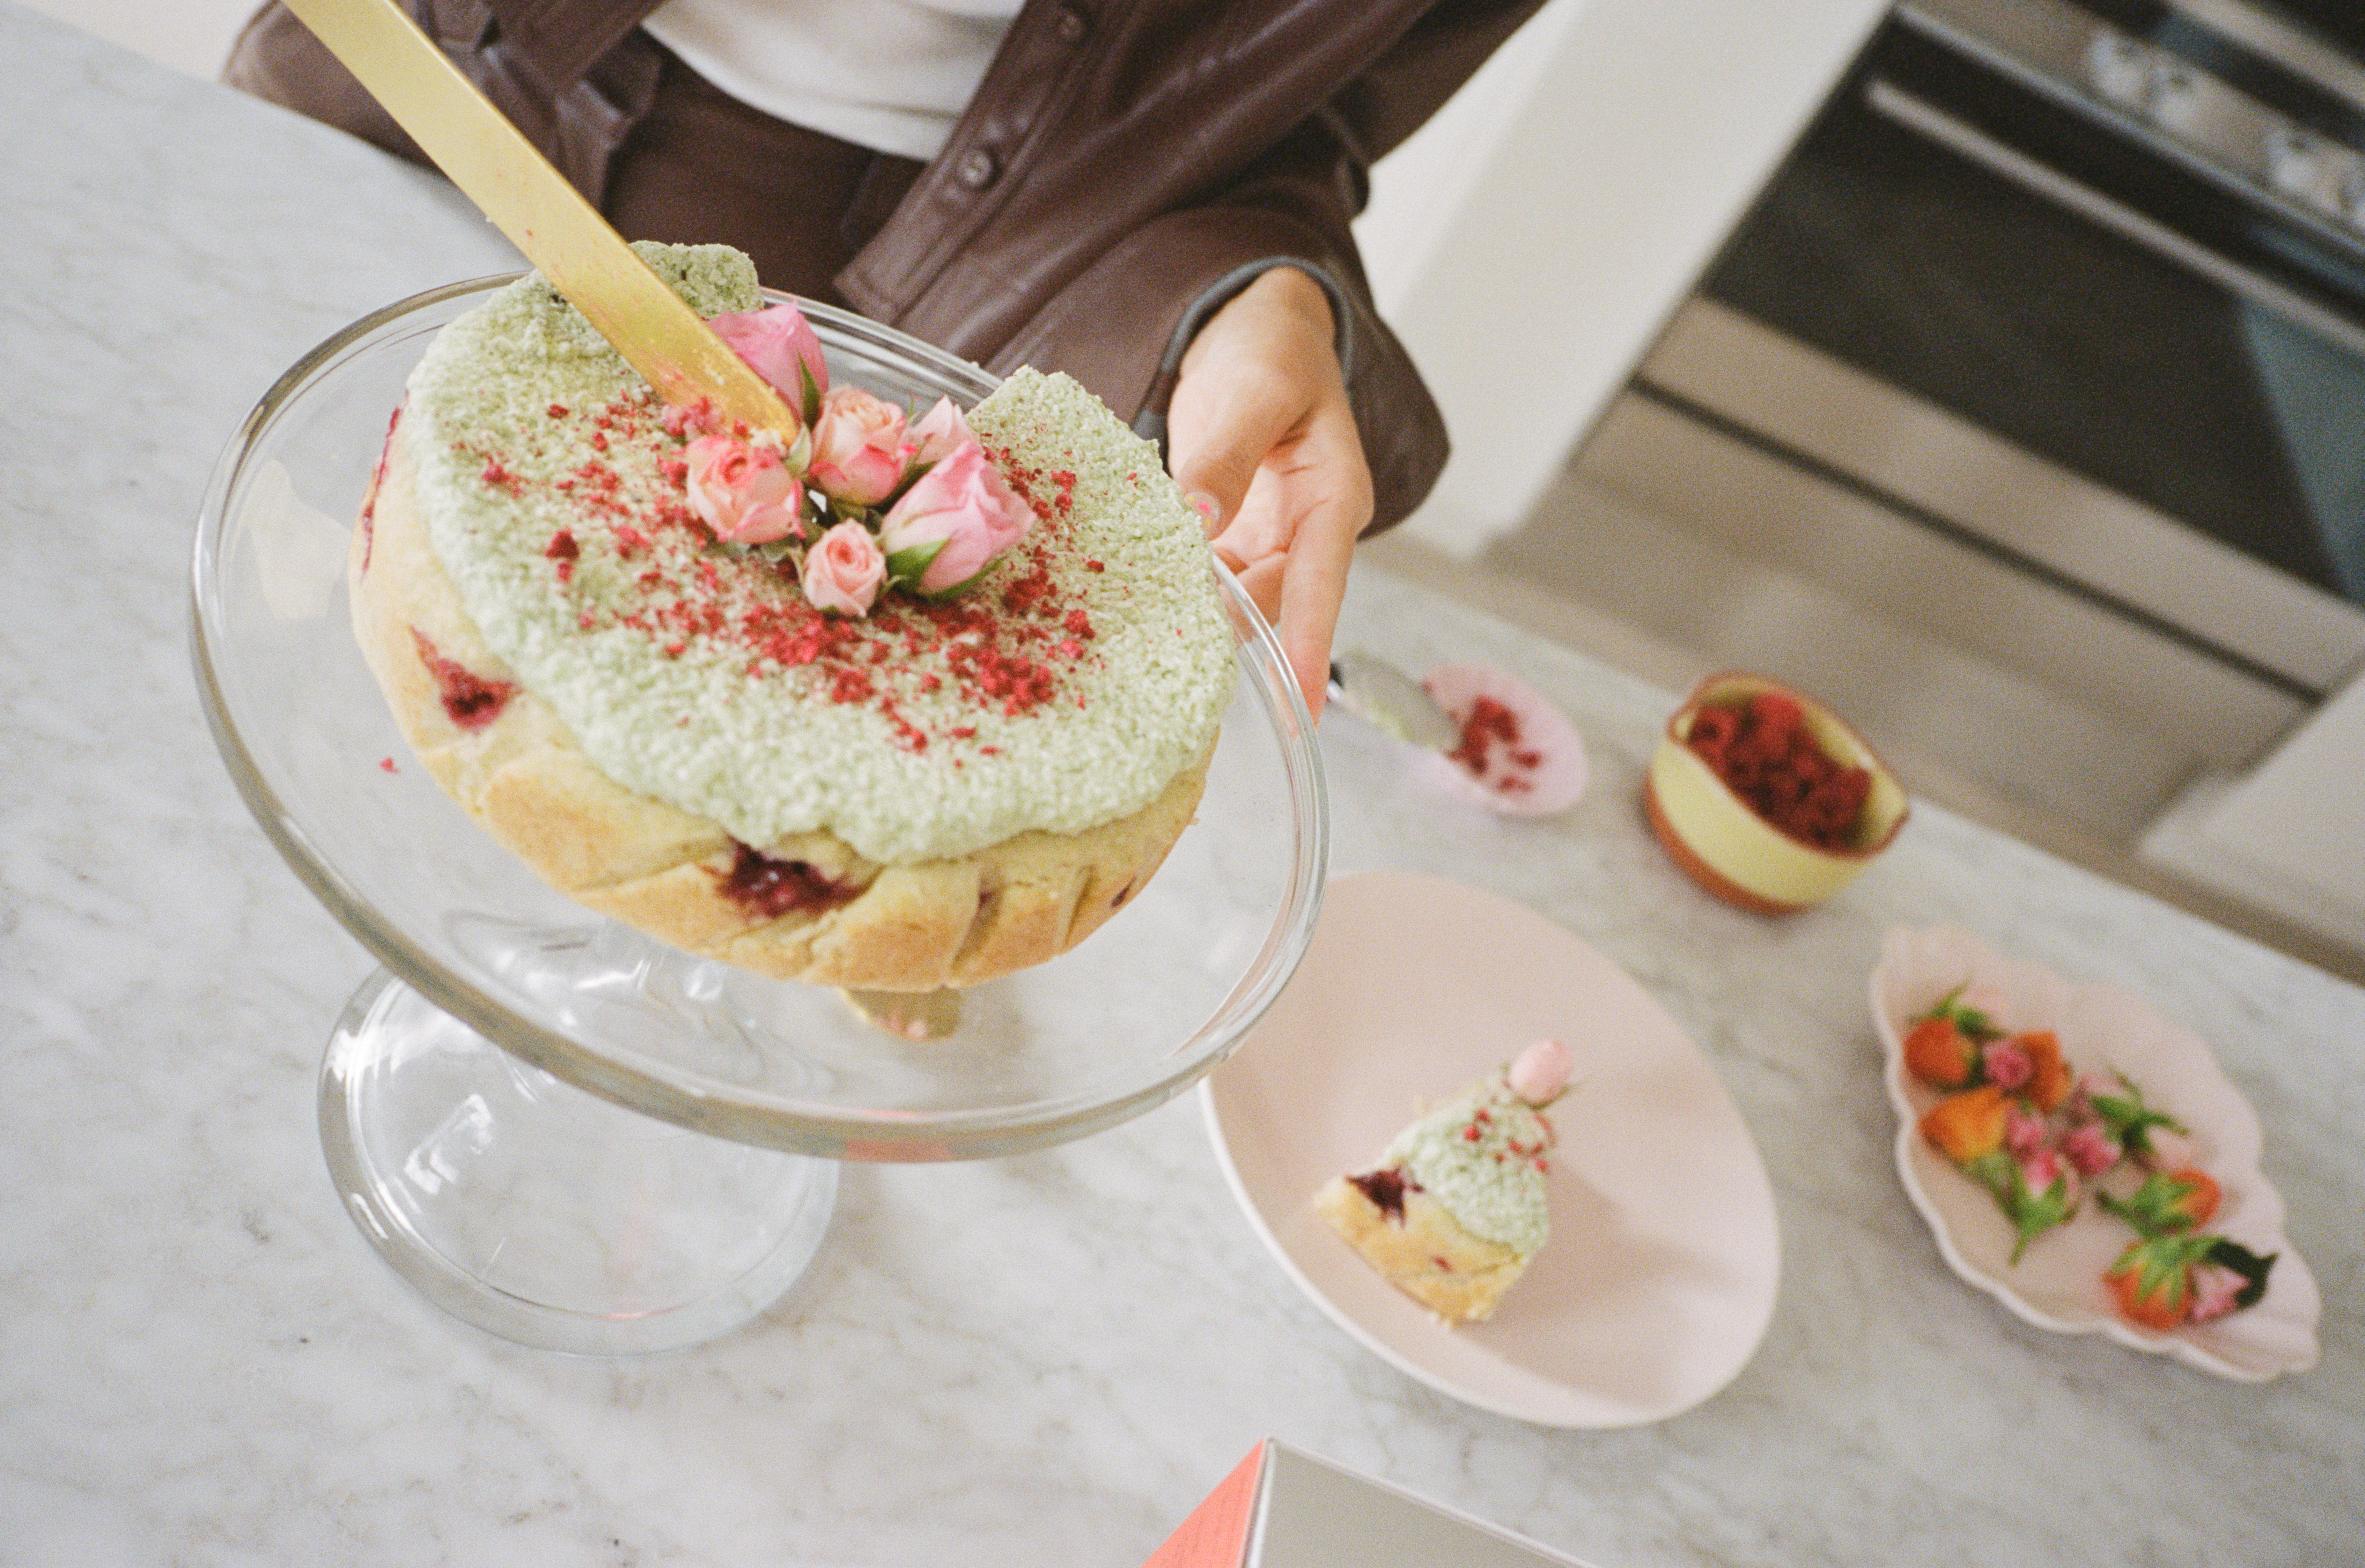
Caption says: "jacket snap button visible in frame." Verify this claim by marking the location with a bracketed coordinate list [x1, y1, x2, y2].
[1057, 6, 1088, 43]
[957, 148, 999, 188]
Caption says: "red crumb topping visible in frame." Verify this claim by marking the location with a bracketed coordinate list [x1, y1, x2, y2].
[409, 629, 516, 730]
[713, 842, 860, 919]
[1447, 695, 1539, 792]
[1684, 691, 1871, 850]
[478, 454, 524, 495]
[458, 391, 1113, 752]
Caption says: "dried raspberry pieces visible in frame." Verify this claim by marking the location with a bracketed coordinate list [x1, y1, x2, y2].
[1684, 690, 1871, 850]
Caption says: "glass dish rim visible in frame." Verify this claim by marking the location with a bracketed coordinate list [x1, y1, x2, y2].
[189, 272, 1329, 1159]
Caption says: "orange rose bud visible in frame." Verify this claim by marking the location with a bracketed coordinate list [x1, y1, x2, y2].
[1921, 1083, 2010, 1163]
[1902, 1015, 1981, 1089]
[2014, 1029, 2073, 1112]
[2106, 1239, 2196, 1331]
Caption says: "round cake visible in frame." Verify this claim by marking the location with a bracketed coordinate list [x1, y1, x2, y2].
[350, 243, 1236, 991]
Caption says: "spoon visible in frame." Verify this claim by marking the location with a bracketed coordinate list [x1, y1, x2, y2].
[1327, 650, 1462, 753]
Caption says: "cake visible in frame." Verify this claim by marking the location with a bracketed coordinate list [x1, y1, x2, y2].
[1314, 1039, 1574, 1323]
[350, 243, 1236, 992]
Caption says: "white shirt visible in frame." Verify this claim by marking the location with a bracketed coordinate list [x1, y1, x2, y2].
[642, 0, 1025, 162]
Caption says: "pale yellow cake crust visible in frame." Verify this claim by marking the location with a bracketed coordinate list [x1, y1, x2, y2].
[351, 437, 1209, 992]
[1313, 1174, 1532, 1324]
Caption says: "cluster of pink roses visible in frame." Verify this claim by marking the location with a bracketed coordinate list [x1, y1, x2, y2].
[681, 303, 1035, 616]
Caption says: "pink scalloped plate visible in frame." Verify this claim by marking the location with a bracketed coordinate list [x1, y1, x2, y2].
[1416, 664, 1587, 817]
[1871, 925, 2318, 1381]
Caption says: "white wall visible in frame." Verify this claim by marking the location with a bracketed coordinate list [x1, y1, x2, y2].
[1353, 0, 1890, 559]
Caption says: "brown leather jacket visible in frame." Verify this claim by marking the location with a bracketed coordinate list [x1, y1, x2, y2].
[228, 0, 1545, 530]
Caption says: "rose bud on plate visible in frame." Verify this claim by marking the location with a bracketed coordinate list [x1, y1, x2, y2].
[1995, 1144, 2080, 1262]
[1983, 1029, 2072, 1111]
[1901, 983, 2004, 1089]
[2105, 1233, 2275, 1331]
[2077, 1072, 2191, 1168]
[2098, 1167, 2222, 1235]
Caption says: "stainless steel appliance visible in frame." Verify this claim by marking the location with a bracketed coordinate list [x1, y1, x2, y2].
[1549, 0, 2365, 942]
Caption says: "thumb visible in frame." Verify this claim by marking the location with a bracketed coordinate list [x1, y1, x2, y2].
[1168, 421, 1259, 541]
[1168, 369, 1302, 540]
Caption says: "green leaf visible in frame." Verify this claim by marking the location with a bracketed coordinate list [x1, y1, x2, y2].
[2202, 1238, 2277, 1308]
[798, 359, 824, 428]
[883, 537, 947, 590]
[2086, 1072, 2186, 1160]
[1923, 982, 2003, 1043]
[2000, 1166, 2077, 1264]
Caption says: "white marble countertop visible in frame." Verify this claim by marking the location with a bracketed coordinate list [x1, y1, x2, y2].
[5, 7, 2362, 1563]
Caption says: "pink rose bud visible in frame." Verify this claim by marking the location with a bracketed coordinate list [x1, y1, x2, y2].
[806, 385, 912, 506]
[2018, 1147, 2068, 1193]
[684, 434, 804, 545]
[908, 395, 976, 466]
[2060, 1122, 2121, 1178]
[1508, 1038, 1573, 1105]
[799, 520, 886, 616]
[876, 441, 1034, 595]
[2188, 1262, 2247, 1324]
[709, 303, 827, 415]
[1983, 1036, 2033, 1092]
[2003, 1105, 2048, 1159]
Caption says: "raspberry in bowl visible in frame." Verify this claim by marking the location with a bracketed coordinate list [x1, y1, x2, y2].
[1644, 672, 1907, 912]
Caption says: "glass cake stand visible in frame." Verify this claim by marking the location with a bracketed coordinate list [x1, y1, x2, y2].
[191, 278, 1328, 1354]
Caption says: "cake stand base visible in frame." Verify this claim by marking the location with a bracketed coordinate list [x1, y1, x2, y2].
[318, 969, 837, 1354]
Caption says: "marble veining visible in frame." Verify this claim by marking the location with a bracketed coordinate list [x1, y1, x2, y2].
[3, 5, 2361, 1564]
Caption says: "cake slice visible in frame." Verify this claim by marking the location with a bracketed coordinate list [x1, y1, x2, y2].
[1314, 1039, 1574, 1323]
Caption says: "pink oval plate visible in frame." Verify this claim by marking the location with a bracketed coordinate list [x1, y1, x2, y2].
[1202, 871, 1779, 1427]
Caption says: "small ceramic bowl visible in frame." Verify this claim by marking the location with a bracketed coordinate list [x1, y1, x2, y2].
[1644, 672, 1908, 913]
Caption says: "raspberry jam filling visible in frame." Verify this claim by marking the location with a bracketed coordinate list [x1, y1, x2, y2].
[1350, 1167, 1414, 1222]
[715, 843, 860, 919]
[409, 629, 515, 730]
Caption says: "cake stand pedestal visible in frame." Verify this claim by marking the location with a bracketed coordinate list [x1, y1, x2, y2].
[321, 969, 838, 1354]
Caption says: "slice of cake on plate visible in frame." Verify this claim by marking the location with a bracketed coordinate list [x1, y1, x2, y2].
[1314, 1038, 1573, 1323]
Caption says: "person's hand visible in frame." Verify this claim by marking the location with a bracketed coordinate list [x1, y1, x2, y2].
[1165, 266, 1372, 718]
